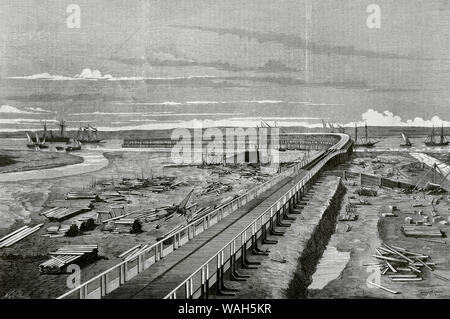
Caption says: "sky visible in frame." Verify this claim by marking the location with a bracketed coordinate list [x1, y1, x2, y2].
[0, 0, 449, 129]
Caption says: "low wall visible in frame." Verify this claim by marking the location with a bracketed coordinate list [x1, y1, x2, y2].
[357, 172, 415, 190]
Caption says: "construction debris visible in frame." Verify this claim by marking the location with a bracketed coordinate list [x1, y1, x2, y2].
[424, 182, 447, 195]
[381, 205, 398, 217]
[39, 245, 98, 274]
[0, 224, 44, 248]
[367, 281, 399, 295]
[200, 181, 233, 196]
[371, 243, 436, 289]
[339, 204, 358, 221]
[357, 187, 378, 197]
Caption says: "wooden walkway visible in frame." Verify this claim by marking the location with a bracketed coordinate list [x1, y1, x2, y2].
[106, 170, 309, 299]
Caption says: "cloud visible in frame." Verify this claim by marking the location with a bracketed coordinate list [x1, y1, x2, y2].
[25, 107, 52, 113]
[0, 105, 34, 114]
[350, 109, 450, 127]
[74, 68, 113, 80]
[170, 25, 432, 61]
[7, 69, 218, 82]
[8, 73, 74, 80]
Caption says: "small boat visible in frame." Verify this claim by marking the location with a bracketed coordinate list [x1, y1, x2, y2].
[65, 139, 82, 152]
[27, 132, 48, 149]
[56, 146, 65, 151]
[354, 123, 379, 147]
[26, 133, 36, 149]
[424, 125, 449, 147]
[400, 132, 412, 147]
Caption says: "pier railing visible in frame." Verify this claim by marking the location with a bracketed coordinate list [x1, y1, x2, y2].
[57, 133, 349, 299]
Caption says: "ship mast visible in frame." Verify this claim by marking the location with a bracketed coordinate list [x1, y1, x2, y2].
[431, 125, 435, 144]
[42, 121, 47, 139]
[59, 119, 66, 137]
[354, 124, 358, 144]
[365, 123, 369, 143]
[441, 124, 444, 144]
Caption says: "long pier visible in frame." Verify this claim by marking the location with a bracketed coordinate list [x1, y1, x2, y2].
[58, 133, 352, 299]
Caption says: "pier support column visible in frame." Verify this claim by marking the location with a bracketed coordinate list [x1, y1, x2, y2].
[216, 252, 238, 296]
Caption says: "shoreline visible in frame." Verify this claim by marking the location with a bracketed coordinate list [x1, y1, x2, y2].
[0, 151, 108, 182]
[0, 150, 83, 174]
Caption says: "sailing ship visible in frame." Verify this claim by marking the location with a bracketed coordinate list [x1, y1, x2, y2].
[400, 132, 412, 147]
[26, 132, 49, 149]
[65, 139, 82, 152]
[354, 123, 379, 147]
[76, 124, 101, 143]
[32, 120, 70, 143]
[424, 125, 449, 147]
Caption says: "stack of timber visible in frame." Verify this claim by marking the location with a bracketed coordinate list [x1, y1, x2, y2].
[200, 181, 232, 196]
[112, 219, 136, 233]
[47, 199, 93, 209]
[41, 207, 90, 222]
[147, 176, 179, 193]
[100, 191, 128, 204]
[357, 187, 378, 197]
[401, 225, 443, 238]
[96, 206, 126, 223]
[0, 224, 43, 248]
[66, 191, 98, 200]
[41, 224, 71, 238]
[424, 182, 447, 195]
[39, 245, 99, 274]
[369, 244, 442, 293]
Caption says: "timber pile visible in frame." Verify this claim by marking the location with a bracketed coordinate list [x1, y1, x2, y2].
[104, 196, 128, 204]
[147, 176, 179, 193]
[424, 182, 447, 195]
[41, 224, 71, 238]
[41, 207, 90, 222]
[209, 167, 232, 177]
[39, 245, 98, 274]
[0, 224, 43, 248]
[66, 191, 98, 200]
[48, 199, 93, 209]
[370, 244, 443, 290]
[112, 219, 135, 233]
[357, 187, 378, 197]
[200, 182, 233, 196]
[401, 225, 443, 238]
